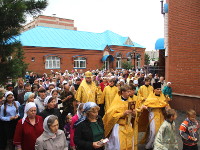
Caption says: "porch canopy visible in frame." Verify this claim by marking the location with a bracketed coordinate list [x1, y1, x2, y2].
[155, 38, 165, 50]
[101, 55, 114, 62]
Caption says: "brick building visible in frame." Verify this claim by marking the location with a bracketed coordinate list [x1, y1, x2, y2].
[23, 15, 77, 31]
[156, 0, 200, 113]
[17, 16, 145, 74]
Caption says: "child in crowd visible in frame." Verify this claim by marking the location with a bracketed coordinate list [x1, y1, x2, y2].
[64, 113, 72, 148]
[154, 109, 178, 150]
[179, 109, 200, 150]
[70, 103, 84, 150]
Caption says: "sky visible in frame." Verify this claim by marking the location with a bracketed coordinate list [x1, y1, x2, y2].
[33, 0, 164, 51]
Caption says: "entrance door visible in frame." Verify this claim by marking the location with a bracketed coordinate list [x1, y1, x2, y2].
[104, 60, 109, 70]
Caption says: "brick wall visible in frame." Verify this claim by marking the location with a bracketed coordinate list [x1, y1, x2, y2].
[166, 0, 200, 96]
[23, 15, 77, 31]
[23, 46, 145, 74]
[170, 95, 200, 114]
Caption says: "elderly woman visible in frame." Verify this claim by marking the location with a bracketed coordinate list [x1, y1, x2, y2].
[13, 102, 43, 150]
[35, 115, 68, 150]
[74, 102, 105, 150]
[38, 96, 63, 129]
[162, 82, 172, 100]
[0, 91, 20, 150]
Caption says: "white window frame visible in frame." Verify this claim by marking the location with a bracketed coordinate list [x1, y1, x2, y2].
[74, 57, 86, 68]
[116, 54, 122, 68]
[45, 56, 60, 69]
[104, 60, 109, 70]
[137, 57, 141, 68]
[127, 53, 132, 63]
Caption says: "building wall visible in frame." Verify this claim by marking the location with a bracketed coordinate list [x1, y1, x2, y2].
[166, 0, 200, 112]
[23, 46, 145, 74]
[23, 15, 77, 31]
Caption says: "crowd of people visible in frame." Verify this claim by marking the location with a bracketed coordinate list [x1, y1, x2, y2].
[0, 69, 199, 150]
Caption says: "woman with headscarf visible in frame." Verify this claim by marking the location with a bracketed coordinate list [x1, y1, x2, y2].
[74, 102, 105, 150]
[0, 91, 20, 150]
[13, 102, 43, 150]
[35, 115, 68, 150]
[50, 88, 61, 108]
[18, 92, 35, 118]
[38, 96, 63, 129]
[70, 103, 84, 150]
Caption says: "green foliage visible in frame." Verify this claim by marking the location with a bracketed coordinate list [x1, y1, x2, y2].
[121, 61, 134, 70]
[145, 53, 150, 65]
[0, 0, 47, 84]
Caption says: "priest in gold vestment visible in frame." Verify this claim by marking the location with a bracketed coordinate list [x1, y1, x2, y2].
[75, 71, 101, 103]
[137, 77, 153, 102]
[143, 82, 170, 150]
[103, 85, 135, 150]
[100, 78, 119, 112]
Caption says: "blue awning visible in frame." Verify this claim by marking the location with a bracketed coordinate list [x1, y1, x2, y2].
[155, 38, 165, 50]
[102, 55, 114, 62]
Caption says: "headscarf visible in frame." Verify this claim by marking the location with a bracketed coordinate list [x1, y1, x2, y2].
[43, 115, 57, 136]
[44, 96, 52, 106]
[22, 102, 36, 124]
[74, 102, 98, 126]
[77, 103, 84, 119]
[83, 102, 98, 113]
[5, 91, 13, 98]
[50, 88, 57, 95]
[133, 80, 138, 85]
[167, 82, 171, 85]
[24, 92, 33, 102]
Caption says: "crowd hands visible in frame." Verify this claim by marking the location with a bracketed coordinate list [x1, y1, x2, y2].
[0, 68, 198, 150]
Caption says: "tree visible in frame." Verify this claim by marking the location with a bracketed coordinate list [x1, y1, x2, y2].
[0, 0, 48, 84]
[121, 61, 134, 70]
[145, 53, 150, 65]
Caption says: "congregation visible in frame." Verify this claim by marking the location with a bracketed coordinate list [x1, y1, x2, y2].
[0, 69, 199, 150]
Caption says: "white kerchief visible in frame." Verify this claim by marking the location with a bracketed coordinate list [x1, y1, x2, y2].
[22, 102, 36, 124]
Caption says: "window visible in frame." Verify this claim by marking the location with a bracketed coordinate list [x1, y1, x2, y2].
[104, 61, 109, 70]
[45, 56, 60, 69]
[116, 54, 122, 68]
[74, 57, 86, 68]
[31, 57, 35, 62]
[136, 55, 141, 68]
[7, 56, 12, 61]
[127, 53, 132, 63]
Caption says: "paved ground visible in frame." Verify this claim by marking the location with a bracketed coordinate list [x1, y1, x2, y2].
[138, 110, 200, 150]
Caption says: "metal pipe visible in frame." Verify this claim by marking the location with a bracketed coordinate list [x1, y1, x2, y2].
[160, 0, 164, 14]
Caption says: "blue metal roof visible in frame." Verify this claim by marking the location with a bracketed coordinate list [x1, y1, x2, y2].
[16, 26, 145, 50]
[155, 38, 165, 50]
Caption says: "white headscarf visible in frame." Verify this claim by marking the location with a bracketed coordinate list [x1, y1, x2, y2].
[167, 82, 171, 85]
[43, 115, 57, 136]
[5, 91, 13, 98]
[77, 103, 84, 119]
[44, 96, 52, 106]
[50, 88, 57, 96]
[22, 102, 36, 124]
[133, 80, 138, 85]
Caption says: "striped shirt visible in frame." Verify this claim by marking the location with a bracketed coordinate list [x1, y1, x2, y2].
[179, 118, 199, 146]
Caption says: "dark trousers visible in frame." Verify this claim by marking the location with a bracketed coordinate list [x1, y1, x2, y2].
[183, 144, 198, 150]
[0, 121, 6, 149]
